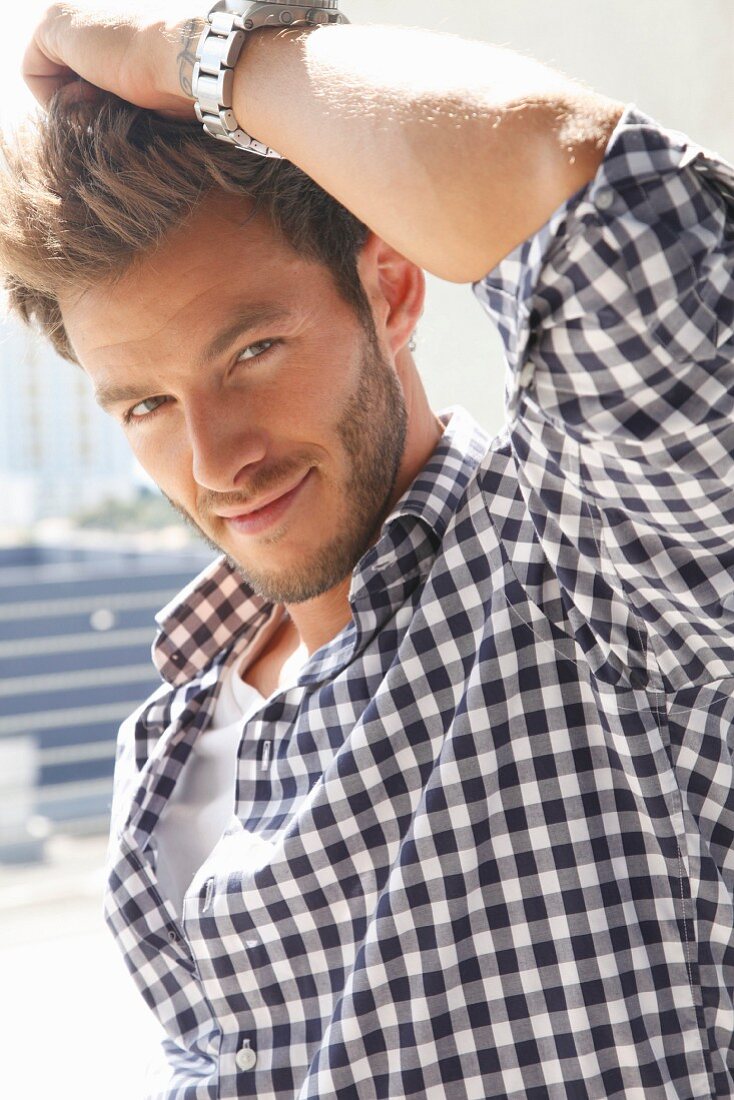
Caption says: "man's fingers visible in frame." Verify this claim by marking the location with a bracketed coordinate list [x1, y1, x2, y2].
[22, 35, 74, 109]
[20, 3, 198, 118]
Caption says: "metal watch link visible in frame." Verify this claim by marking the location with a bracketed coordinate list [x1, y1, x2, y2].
[193, 1, 349, 157]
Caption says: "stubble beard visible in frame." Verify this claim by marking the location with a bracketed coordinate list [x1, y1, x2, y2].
[164, 332, 408, 605]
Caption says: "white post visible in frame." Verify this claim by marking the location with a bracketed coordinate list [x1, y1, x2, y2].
[0, 735, 45, 863]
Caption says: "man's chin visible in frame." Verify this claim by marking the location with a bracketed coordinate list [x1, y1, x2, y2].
[160, 493, 355, 603]
[224, 547, 358, 606]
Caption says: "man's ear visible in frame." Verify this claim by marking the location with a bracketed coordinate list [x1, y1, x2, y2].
[357, 233, 425, 355]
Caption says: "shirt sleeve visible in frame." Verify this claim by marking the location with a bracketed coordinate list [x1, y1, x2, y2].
[472, 106, 734, 690]
[474, 105, 734, 436]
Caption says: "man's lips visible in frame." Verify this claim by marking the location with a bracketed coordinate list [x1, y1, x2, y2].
[215, 470, 313, 534]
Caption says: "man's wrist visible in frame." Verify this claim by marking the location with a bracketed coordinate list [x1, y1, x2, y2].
[192, 2, 346, 156]
[227, 19, 337, 167]
[193, 10, 284, 156]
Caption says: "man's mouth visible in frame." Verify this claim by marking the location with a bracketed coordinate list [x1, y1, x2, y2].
[216, 470, 313, 535]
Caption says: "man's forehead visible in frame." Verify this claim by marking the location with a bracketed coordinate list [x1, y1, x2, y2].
[75, 292, 293, 359]
[60, 193, 295, 351]
[62, 254, 309, 372]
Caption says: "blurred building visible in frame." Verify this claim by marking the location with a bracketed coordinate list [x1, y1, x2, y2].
[0, 319, 137, 526]
[0, 542, 214, 862]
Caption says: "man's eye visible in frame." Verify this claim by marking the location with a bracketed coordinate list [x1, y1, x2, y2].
[127, 396, 168, 421]
[237, 339, 277, 363]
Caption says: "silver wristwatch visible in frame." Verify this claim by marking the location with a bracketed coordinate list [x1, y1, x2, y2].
[193, 1, 349, 158]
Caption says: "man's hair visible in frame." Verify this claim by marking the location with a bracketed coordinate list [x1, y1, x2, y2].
[0, 93, 371, 364]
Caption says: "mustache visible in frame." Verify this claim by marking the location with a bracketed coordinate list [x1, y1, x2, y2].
[196, 457, 315, 516]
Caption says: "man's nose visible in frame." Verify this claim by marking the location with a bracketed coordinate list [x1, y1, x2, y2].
[186, 398, 268, 491]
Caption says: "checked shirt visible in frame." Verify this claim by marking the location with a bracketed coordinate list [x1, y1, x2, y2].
[104, 106, 734, 1099]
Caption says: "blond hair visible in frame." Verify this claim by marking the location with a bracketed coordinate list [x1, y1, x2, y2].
[0, 94, 370, 362]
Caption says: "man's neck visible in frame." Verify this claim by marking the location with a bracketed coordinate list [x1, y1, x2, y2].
[284, 574, 354, 656]
[286, 397, 445, 657]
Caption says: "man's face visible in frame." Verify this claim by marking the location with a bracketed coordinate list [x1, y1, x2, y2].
[60, 195, 409, 604]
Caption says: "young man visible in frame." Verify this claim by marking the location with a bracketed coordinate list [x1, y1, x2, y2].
[7, 2, 734, 1096]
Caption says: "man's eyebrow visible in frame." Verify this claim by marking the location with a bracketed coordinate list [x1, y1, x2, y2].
[201, 303, 293, 364]
[94, 303, 294, 411]
[94, 382, 154, 412]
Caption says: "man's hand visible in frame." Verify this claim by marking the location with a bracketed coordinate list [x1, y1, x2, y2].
[22, 2, 201, 118]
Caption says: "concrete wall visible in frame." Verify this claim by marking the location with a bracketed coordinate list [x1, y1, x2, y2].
[346, 0, 734, 435]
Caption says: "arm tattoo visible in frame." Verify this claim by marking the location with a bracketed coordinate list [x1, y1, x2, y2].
[177, 18, 204, 99]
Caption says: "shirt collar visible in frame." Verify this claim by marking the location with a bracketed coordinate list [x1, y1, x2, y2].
[152, 407, 489, 688]
[345, 407, 489, 607]
[383, 405, 490, 541]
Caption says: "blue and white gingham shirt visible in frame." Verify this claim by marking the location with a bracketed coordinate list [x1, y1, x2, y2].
[104, 107, 734, 1098]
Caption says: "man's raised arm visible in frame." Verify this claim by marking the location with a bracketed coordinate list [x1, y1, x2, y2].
[23, 4, 622, 282]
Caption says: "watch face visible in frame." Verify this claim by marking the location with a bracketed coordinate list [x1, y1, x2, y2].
[210, 0, 347, 28]
[240, 0, 345, 18]
[249, 1, 340, 7]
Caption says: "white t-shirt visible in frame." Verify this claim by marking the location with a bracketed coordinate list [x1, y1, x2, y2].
[153, 653, 265, 920]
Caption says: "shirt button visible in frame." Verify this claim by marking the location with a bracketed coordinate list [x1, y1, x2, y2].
[518, 362, 535, 390]
[595, 187, 614, 211]
[236, 1041, 257, 1072]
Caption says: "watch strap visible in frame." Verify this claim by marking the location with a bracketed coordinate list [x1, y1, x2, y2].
[193, 1, 349, 158]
